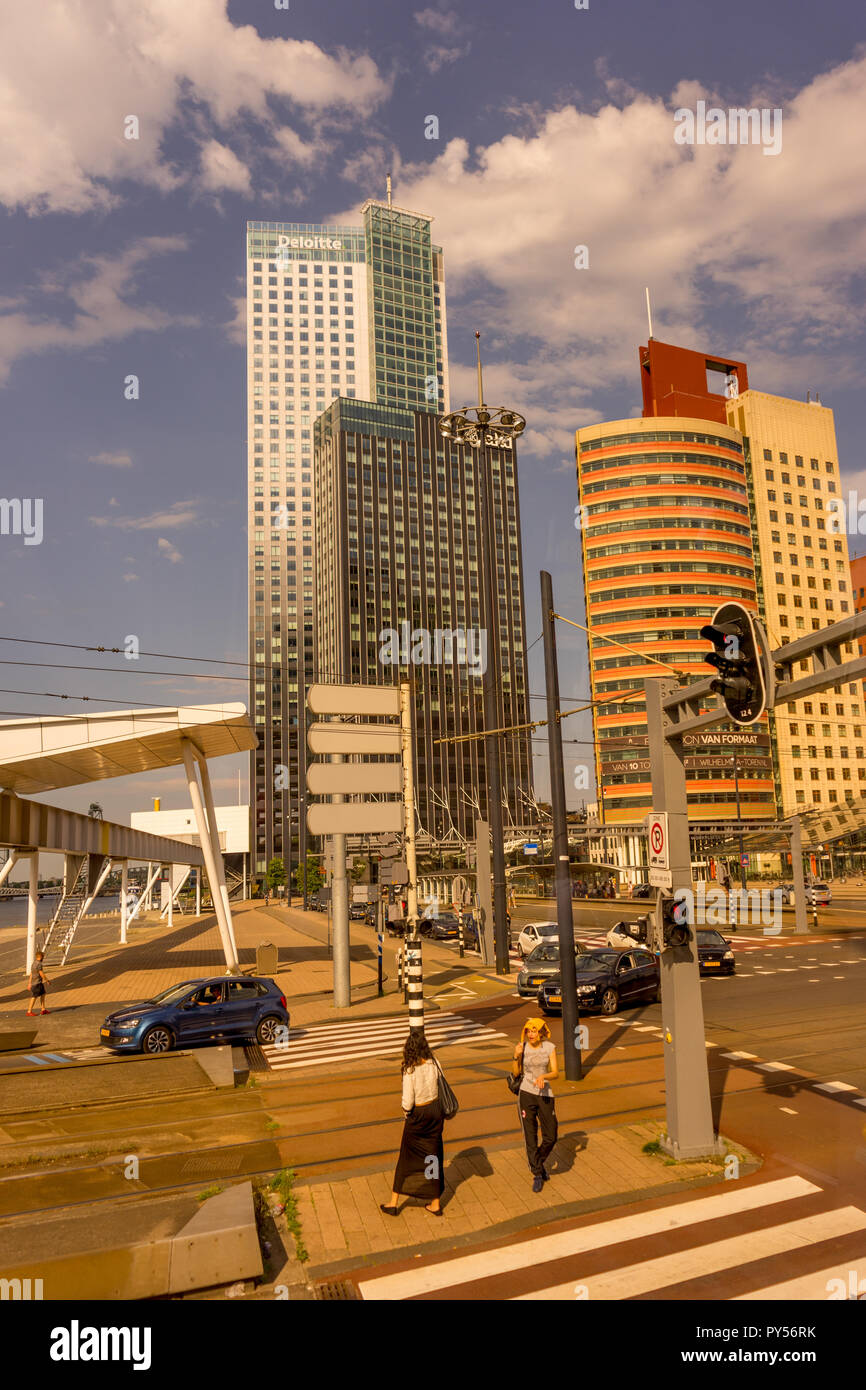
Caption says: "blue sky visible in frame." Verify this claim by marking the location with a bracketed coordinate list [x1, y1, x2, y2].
[1, 0, 865, 837]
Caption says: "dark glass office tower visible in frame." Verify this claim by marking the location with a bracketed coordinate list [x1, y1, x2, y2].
[314, 400, 532, 841]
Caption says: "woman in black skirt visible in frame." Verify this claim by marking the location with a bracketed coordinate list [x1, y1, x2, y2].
[381, 1031, 445, 1217]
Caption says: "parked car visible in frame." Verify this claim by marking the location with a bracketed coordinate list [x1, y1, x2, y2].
[515, 920, 559, 959]
[606, 919, 649, 950]
[517, 940, 587, 997]
[538, 948, 659, 1016]
[696, 929, 736, 975]
[99, 977, 290, 1054]
[777, 882, 832, 906]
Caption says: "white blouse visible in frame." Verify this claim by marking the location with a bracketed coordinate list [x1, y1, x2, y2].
[401, 1058, 439, 1111]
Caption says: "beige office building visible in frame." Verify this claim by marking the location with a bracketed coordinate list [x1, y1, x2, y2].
[726, 391, 865, 815]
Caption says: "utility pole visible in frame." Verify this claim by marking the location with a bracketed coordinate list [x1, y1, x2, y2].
[541, 572, 582, 1081]
[733, 754, 747, 893]
[401, 680, 424, 1032]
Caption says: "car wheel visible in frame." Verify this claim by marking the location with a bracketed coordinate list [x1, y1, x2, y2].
[649, 985, 660, 1003]
[256, 1015, 284, 1045]
[600, 988, 619, 1016]
[141, 1025, 173, 1054]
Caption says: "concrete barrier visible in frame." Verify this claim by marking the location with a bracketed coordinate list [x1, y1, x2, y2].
[168, 1182, 262, 1293]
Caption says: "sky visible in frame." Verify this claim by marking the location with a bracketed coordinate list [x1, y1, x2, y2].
[1, 0, 866, 852]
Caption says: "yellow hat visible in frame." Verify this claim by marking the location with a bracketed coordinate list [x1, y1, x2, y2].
[521, 1017, 551, 1041]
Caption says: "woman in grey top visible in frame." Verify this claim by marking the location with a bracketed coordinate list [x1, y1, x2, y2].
[512, 1017, 559, 1193]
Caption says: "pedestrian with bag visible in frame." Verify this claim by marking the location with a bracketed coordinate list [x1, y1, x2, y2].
[26, 951, 50, 1016]
[510, 1017, 559, 1193]
[381, 1030, 457, 1218]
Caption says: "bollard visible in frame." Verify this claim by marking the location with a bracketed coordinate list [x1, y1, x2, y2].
[405, 932, 424, 1032]
[457, 909, 465, 959]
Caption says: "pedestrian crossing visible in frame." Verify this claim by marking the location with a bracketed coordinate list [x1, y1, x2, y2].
[261, 1010, 507, 1072]
[356, 1174, 866, 1301]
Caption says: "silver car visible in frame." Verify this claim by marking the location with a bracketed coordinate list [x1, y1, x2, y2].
[517, 941, 586, 996]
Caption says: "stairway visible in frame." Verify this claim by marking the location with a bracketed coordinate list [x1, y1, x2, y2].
[41, 859, 89, 967]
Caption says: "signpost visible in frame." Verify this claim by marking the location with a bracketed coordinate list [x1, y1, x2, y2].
[647, 812, 672, 890]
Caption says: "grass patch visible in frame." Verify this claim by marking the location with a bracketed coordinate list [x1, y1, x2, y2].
[270, 1168, 308, 1263]
[641, 1139, 662, 1156]
[265, 1120, 280, 1133]
[196, 1184, 224, 1201]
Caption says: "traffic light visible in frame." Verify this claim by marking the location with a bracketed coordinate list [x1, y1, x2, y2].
[699, 602, 773, 726]
[660, 893, 691, 948]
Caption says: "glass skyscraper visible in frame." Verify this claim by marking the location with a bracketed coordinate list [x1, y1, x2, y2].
[245, 200, 449, 874]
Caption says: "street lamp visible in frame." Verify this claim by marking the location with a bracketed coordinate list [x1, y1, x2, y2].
[439, 333, 526, 974]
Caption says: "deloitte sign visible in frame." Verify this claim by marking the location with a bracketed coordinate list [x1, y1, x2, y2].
[275, 233, 343, 253]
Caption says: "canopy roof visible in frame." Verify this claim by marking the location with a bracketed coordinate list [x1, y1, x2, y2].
[0, 705, 256, 796]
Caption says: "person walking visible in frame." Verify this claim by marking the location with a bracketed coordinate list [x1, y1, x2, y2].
[26, 952, 50, 1016]
[512, 1017, 559, 1193]
[381, 1031, 445, 1217]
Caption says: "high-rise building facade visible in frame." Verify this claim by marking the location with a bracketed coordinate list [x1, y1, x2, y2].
[246, 201, 449, 874]
[314, 399, 532, 840]
[576, 411, 776, 828]
[726, 390, 865, 815]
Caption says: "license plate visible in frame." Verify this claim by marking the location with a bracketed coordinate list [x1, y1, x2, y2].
[549, 996, 562, 1005]
[704, 961, 719, 968]
[100, 1028, 110, 1036]
[529, 978, 543, 985]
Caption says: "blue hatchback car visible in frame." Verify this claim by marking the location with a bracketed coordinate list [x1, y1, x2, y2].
[99, 976, 290, 1054]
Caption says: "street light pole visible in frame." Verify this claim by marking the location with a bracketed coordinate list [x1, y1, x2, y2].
[733, 754, 747, 892]
[439, 333, 526, 976]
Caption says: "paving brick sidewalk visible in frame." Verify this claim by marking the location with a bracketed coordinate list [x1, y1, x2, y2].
[291, 1122, 757, 1278]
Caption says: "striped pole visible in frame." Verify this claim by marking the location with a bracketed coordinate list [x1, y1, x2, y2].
[405, 935, 424, 1032]
[396, 946, 403, 992]
[456, 904, 465, 958]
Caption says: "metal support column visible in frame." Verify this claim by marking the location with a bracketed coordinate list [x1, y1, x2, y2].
[475, 819, 495, 967]
[120, 860, 128, 944]
[401, 680, 423, 1030]
[26, 851, 38, 977]
[196, 750, 238, 962]
[181, 740, 238, 972]
[790, 816, 808, 935]
[646, 679, 721, 1158]
[330, 748, 350, 1010]
[541, 571, 582, 1081]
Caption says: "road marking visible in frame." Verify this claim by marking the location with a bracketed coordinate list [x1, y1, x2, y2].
[262, 1012, 507, 1071]
[814, 1081, 858, 1094]
[779, 1107, 798, 1114]
[735, 1258, 866, 1300]
[356, 1176, 819, 1301]
[721, 1051, 759, 1060]
[757, 1061, 796, 1072]
[518, 1208, 866, 1301]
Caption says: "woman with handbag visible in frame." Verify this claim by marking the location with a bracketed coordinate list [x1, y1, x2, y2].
[381, 1030, 454, 1217]
[511, 1017, 559, 1193]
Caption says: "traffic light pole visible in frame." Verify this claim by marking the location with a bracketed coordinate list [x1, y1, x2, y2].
[645, 681, 722, 1159]
[541, 571, 582, 1081]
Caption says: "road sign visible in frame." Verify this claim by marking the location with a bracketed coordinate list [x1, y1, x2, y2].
[378, 859, 409, 885]
[307, 803, 403, 836]
[307, 723, 402, 756]
[649, 867, 673, 889]
[740, 853, 749, 866]
[647, 813, 669, 870]
[307, 684, 401, 717]
[306, 763, 402, 796]
[523, 841, 538, 856]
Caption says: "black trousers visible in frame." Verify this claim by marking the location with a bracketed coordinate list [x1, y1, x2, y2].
[519, 1091, 558, 1176]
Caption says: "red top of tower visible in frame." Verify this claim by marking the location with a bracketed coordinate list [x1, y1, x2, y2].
[639, 339, 749, 424]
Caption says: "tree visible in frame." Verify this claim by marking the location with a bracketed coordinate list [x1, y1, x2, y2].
[88, 802, 103, 820]
[293, 855, 324, 896]
[350, 857, 367, 884]
[266, 857, 287, 893]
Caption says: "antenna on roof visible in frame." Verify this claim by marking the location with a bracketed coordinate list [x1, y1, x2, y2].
[645, 287, 654, 340]
[386, 172, 392, 208]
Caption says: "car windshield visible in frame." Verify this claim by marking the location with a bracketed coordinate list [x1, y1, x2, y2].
[536, 924, 558, 936]
[147, 981, 200, 1005]
[576, 951, 619, 971]
[437, 914, 459, 923]
[527, 943, 560, 962]
[697, 930, 727, 947]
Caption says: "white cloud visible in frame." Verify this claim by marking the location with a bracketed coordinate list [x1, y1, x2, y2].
[413, 7, 470, 72]
[344, 54, 866, 446]
[198, 139, 251, 195]
[90, 499, 201, 531]
[122, 572, 139, 582]
[0, 0, 389, 214]
[0, 236, 195, 385]
[89, 451, 133, 468]
[157, 538, 183, 563]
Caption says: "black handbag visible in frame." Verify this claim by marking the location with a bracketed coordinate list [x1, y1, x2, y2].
[434, 1059, 459, 1119]
[507, 1043, 525, 1095]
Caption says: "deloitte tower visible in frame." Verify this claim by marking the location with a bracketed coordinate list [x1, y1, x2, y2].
[245, 200, 450, 876]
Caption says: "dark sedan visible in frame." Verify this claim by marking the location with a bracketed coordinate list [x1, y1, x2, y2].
[696, 929, 736, 975]
[99, 976, 290, 1054]
[420, 911, 462, 940]
[538, 948, 659, 1016]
